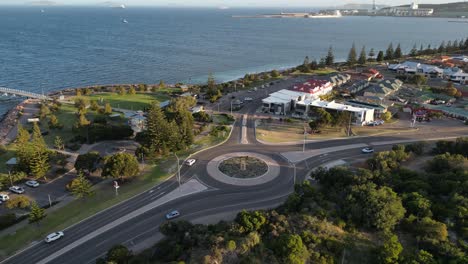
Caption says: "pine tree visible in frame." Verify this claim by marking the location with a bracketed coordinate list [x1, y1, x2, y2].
[377, 51, 384, 62]
[104, 103, 112, 114]
[464, 38, 468, 49]
[129, 86, 136, 95]
[394, 43, 403, 59]
[419, 44, 424, 55]
[446, 40, 452, 52]
[76, 113, 91, 128]
[438, 41, 445, 53]
[54, 136, 64, 150]
[145, 102, 169, 154]
[76, 89, 82, 97]
[410, 44, 418, 57]
[358, 46, 367, 65]
[69, 173, 94, 199]
[325, 46, 334, 66]
[158, 80, 165, 89]
[368, 48, 376, 59]
[30, 122, 50, 179]
[385, 43, 394, 60]
[16, 124, 30, 145]
[48, 114, 61, 129]
[138, 84, 147, 92]
[29, 202, 46, 225]
[453, 40, 459, 51]
[118, 86, 126, 96]
[347, 43, 357, 66]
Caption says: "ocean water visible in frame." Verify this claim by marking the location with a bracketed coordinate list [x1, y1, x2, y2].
[1, 6, 468, 116]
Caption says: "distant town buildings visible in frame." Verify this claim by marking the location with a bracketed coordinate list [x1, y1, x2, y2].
[379, 2, 434, 16]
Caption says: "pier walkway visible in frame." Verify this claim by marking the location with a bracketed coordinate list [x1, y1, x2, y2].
[0, 87, 51, 100]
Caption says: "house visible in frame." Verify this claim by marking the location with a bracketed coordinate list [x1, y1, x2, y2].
[449, 72, 468, 84]
[190, 105, 204, 114]
[443, 68, 464, 80]
[379, 2, 433, 16]
[290, 79, 334, 99]
[262, 89, 310, 115]
[326, 73, 351, 87]
[363, 79, 403, 97]
[346, 80, 370, 94]
[346, 100, 387, 118]
[388, 61, 443, 78]
[128, 112, 146, 133]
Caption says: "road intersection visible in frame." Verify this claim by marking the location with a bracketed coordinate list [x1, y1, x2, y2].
[2, 102, 467, 264]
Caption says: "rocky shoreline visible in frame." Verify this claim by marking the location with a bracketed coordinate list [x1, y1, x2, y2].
[0, 99, 28, 145]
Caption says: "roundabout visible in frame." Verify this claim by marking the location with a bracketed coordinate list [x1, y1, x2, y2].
[206, 152, 281, 186]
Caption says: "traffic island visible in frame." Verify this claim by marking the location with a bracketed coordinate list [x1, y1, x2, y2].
[206, 152, 280, 186]
[219, 156, 268, 178]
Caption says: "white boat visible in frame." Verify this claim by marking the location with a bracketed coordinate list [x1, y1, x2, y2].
[122, 19, 128, 24]
[120, 4, 126, 9]
[305, 10, 342, 18]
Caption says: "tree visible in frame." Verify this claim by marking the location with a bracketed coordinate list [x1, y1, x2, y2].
[5, 196, 31, 209]
[102, 153, 140, 181]
[344, 183, 405, 230]
[385, 43, 394, 60]
[68, 173, 93, 199]
[90, 100, 99, 111]
[381, 111, 392, 121]
[394, 43, 403, 59]
[325, 46, 334, 66]
[368, 48, 376, 59]
[104, 103, 112, 114]
[143, 102, 169, 155]
[75, 151, 101, 174]
[378, 233, 403, 264]
[54, 136, 64, 150]
[275, 234, 309, 264]
[75, 113, 90, 128]
[438, 41, 445, 53]
[106, 244, 132, 264]
[235, 210, 266, 233]
[128, 86, 136, 95]
[29, 122, 50, 179]
[377, 51, 384, 62]
[358, 46, 367, 65]
[347, 43, 357, 66]
[410, 44, 418, 57]
[300, 56, 311, 72]
[403, 192, 432, 218]
[117, 86, 126, 96]
[138, 83, 147, 92]
[16, 124, 30, 145]
[29, 202, 46, 225]
[76, 89, 82, 97]
[48, 114, 62, 129]
[39, 104, 50, 119]
[271, 70, 280, 78]
[158, 80, 165, 89]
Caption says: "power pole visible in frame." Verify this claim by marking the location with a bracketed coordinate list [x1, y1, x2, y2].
[174, 153, 181, 187]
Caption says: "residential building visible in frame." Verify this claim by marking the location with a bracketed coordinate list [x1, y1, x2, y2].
[379, 2, 434, 16]
[449, 72, 468, 84]
[346, 100, 387, 118]
[388, 61, 443, 78]
[262, 89, 310, 115]
[290, 79, 334, 98]
[363, 79, 403, 97]
[325, 73, 352, 87]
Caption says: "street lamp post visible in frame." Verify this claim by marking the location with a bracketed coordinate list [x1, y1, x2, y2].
[174, 153, 181, 187]
[289, 162, 296, 186]
[8, 170, 13, 186]
[230, 100, 233, 116]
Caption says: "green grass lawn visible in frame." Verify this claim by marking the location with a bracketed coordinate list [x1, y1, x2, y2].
[84, 92, 171, 111]
[291, 68, 337, 76]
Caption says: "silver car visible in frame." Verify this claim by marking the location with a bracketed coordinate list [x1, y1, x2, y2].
[45, 231, 64, 243]
[25, 180, 40, 188]
[165, 210, 180, 220]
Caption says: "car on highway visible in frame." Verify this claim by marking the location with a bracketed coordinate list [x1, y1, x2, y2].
[361, 147, 375, 154]
[25, 180, 40, 188]
[45, 231, 64, 243]
[0, 193, 10, 202]
[185, 159, 196, 166]
[165, 210, 180, 220]
[9, 186, 25, 194]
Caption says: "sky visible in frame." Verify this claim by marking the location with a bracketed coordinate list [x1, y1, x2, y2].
[0, 0, 458, 7]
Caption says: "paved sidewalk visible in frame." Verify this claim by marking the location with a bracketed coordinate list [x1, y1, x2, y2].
[282, 144, 368, 163]
[36, 179, 208, 264]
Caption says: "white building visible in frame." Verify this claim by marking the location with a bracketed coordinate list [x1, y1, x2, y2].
[381, 2, 434, 16]
[296, 99, 374, 125]
[262, 89, 311, 115]
[450, 72, 468, 84]
[388, 61, 443, 78]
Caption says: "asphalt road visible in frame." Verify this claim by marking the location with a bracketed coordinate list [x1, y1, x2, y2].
[2, 98, 467, 264]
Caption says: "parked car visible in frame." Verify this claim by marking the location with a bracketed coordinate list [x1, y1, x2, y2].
[9, 186, 25, 194]
[362, 147, 374, 154]
[165, 210, 180, 220]
[0, 193, 10, 202]
[185, 159, 196, 166]
[244, 97, 253, 102]
[25, 180, 40, 188]
[45, 231, 64, 243]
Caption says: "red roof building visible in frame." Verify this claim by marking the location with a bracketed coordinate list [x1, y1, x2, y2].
[290, 79, 333, 98]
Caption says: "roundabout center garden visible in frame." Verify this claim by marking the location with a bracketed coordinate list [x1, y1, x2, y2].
[218, 156, 268, 178]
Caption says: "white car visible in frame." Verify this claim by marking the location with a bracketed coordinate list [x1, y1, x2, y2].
[9, 186, 25, 194]
[362, 147, 375, 154]
[45, 231, 64, 243]
[0, 193, 9, 202]
[165, 210, 180, 220]
[25, 180, 40, 188]
[244, 97, 253, 102]
[185, 159, 196, 166]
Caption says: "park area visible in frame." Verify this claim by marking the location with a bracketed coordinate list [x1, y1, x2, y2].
[84, 92, 171, 111]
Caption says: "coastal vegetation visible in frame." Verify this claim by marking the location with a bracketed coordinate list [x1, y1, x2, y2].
[106, 138, 467, 264]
